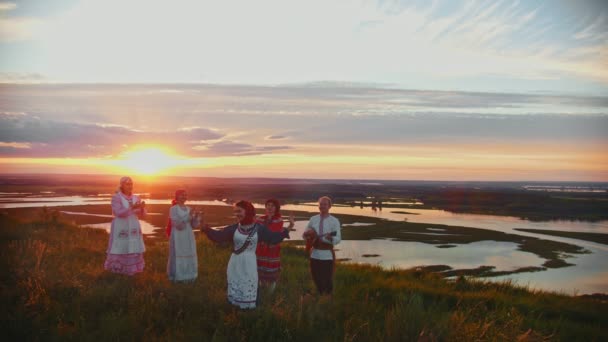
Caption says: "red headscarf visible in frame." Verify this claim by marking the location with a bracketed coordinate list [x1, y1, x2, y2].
[264, 198, 281, 219]
[235, 200, 256, 225]
[257, 198, 283, 231]
[166, 189, 186, 237]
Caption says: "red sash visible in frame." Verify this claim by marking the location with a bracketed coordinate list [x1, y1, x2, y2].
[304, 231, 336, 271]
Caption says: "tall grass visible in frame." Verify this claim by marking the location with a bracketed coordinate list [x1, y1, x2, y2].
[0, 213, 606, 341]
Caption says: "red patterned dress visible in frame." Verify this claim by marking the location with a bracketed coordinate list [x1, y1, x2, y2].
[255, 215, 284, 283]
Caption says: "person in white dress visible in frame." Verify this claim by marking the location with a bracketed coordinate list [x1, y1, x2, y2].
[166, 189, 201, 283]
[104, 176, 146, 275]
[202, 200, 290, 309]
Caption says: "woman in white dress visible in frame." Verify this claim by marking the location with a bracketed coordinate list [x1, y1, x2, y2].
[166, 190, 201, 282]
[104, 176, 146, 275]
[202, 200, 290, 309]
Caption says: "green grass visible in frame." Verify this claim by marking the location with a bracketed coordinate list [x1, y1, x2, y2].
[3, 204, 591, 278]
[1, 213, 607, 341]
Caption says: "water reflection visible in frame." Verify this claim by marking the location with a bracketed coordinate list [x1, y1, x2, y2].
[3, 195, 607, 294]
[83, 221, 161, 235]
[337, 240, 545, 272]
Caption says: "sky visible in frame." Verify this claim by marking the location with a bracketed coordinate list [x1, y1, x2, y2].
[0, 0, 607, 181]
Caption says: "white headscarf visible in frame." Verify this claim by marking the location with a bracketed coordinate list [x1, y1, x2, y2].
[117, 176, 133, 194]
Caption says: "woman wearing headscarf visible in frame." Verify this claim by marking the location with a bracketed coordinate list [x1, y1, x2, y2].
[166, 189, 201, 283]
[104, 176, 146, 275]
[256, 199, 294, 290]
[202, 200, 290, 309]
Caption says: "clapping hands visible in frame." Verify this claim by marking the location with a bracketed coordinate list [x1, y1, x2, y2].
[191, 207, 204, 228]
[132, 201, 146, 209]
[190, 206, 203, 218]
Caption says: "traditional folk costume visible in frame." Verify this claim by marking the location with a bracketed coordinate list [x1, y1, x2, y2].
[255, 200, 285, 285]
[166, 190, 200, 282]
[104, 177, 146, 275]
[204, 201, 289, 309]
[303, 214, 341, 295]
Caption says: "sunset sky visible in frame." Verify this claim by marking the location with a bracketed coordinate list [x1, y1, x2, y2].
[0, 0, 607, 181]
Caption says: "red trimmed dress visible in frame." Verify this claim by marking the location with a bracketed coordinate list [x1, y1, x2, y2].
[104, 192, 146, 275]
[256, 215, 284, 283]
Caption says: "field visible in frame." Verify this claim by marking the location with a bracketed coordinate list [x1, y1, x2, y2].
[3, 204, 595, 277]
[1, 214, 607, 341]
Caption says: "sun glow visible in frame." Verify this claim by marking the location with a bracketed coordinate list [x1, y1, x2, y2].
[113, 146, 185, 176]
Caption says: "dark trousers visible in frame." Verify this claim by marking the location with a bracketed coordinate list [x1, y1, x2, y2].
[310, 258, 334, 295]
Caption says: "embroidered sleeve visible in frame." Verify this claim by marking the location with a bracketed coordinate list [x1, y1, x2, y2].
[258, 224, 288, 244]
[204, 223, 237, 243]
[111, 194, 131, 218]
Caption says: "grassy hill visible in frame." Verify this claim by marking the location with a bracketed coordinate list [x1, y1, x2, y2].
[1, 214, 606, 341]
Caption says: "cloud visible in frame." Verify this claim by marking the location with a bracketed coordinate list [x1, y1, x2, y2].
[1, 0, 606, 89]
[573, 14, 607, 41]
[192, 141, 292, 156]
[289, 112, 608, 146]
[0, 141, 30, 148]
[0, 84, 606, 161]
[0, 15, 41, 42]
[0, 112, 295, 157]
[265, 135, 287, 140]
[2, 83, 607, 122]
[0, 2, 16, 11]
[0, 72, 46, 83]
[0, 114, 222, 157]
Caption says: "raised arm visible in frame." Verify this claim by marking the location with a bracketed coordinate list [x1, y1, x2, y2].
[190, 208, 201, 228]
[258, 224, 289, 245]
[190, 215, 200, 228]
[203, 223, 237, 243]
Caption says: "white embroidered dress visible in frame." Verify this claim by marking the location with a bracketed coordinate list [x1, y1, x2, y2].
[104, 192, 146, 275]
[204, 222, 288, 309]
[167, 205, 199, 282]
[227, 224, 259, 308]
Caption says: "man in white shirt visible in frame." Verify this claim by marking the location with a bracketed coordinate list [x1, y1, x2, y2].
[302, 196, 341, 295]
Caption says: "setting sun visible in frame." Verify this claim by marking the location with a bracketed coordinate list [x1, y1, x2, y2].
[113, 146, 183, 176]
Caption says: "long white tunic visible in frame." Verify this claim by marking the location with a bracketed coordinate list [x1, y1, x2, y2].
[227, 225, 259, 308]
[107, 192, 145, 254]
[167, 205, 199, 282]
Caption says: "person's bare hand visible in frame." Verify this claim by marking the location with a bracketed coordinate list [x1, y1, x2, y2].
[288, 212, 295, 225]
[288, 212, 296, 230]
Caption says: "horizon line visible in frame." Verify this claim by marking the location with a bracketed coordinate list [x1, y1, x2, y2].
[1, 172, 607, 184]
